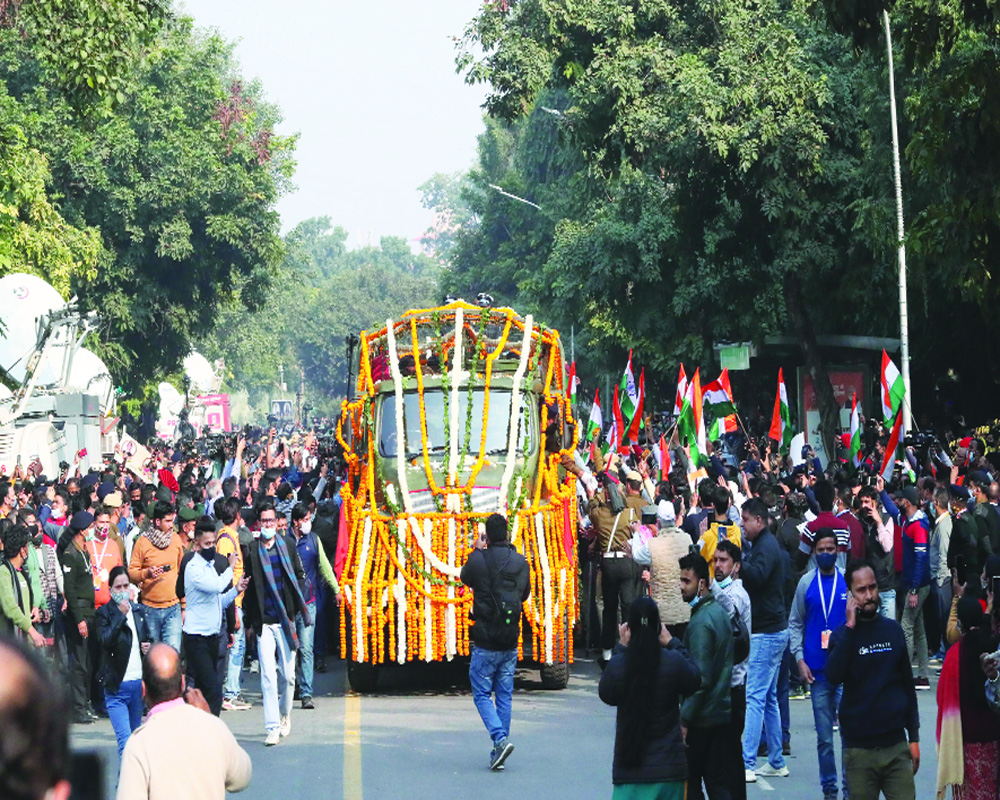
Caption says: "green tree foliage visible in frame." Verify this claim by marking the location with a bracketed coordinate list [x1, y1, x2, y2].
[457, 0, 902, 449]
[0, 14, 294, 391]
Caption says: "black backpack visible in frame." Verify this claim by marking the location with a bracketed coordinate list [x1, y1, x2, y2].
[731, 606, 750, 664]
[482, 549, 522, 650]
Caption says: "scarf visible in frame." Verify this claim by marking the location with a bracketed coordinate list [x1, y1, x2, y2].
[144, 525, 173, 550]
[3, 561, 31, 640]
[936, 639, 964, 799]
[258, 536, 310, 651]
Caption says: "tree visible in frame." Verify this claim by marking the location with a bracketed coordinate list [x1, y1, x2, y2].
[458, 0, 899, 453]
[5, 16, 294, 391]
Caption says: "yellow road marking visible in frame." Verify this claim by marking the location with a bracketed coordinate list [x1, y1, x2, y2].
[344, 691, 362, 800]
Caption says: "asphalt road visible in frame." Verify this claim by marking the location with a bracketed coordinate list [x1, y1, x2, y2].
[71, 656, 941, 799]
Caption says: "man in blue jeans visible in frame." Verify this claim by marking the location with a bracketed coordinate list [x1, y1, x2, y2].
[739, 498, 790, 782]
[789, 528, 848, 800]
[460, 513, 530, 771]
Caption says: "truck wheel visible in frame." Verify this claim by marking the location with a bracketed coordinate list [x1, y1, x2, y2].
[540, 661, 569, 690]
[347, 661, 380, 693]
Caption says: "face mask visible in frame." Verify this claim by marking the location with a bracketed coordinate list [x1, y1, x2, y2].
[110, 589, 129, 606]
[200, 546, 216, 561]
[717, 575, 733, 589]
[300, 521, 312, 535]
[689, 596, 701, 608]
[816, 552, 837, 571]
[260, 525, 277, 541]
[84, 532, 95, 543]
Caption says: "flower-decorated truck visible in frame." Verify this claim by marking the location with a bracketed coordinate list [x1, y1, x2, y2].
[335, 301, 579, 691]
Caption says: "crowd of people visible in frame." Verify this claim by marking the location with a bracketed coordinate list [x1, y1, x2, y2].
[0, 425, 345, 796]
[585, 428, 1000, 800]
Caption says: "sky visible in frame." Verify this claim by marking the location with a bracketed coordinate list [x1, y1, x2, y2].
[182, 0, 487, 249]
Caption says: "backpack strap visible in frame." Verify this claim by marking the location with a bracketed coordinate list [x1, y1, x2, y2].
[606, 512, 624, 554]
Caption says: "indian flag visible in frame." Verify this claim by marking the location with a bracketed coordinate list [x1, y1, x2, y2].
[678, 368, 706, 466]
[849, 392, 862, 469]
[586, 388, 602, 442]
[618, 350, 640, 435]
[625, 368, 645, 445]
[769, 368, 794, 453]
[568, 361, 579, 408]
[673, 364, 687, 416]
[702, 368, 737, 417]
[612, 385, 626, 452]
[880, 410, 903, 481]
[880, 350, 905, 425]
[709, 415, 737, 440]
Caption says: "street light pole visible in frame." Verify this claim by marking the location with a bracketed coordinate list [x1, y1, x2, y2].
[884, 10, 912, 433]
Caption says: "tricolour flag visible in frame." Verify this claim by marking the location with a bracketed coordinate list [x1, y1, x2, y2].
[618, 351, 640, 433]
[880, 410, 904, 481]
[848, 392, 862, 469]
[880, 350, 905, 425]
[625, 368, 645, 445]
[673, 364, 688, 416]
[702, 368, 737, 418]
[568, 362, 579, 408]
[678, 368, 706, 465]
[709, 415, 738, 440]
[585, 388, 602, 442]
[769, 368, 794, 453]
[612, 386, 625, 452]
[659, 432, 670, 479]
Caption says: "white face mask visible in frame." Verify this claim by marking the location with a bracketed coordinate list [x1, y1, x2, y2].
[300, 520, 312, 535]
[260, 524, 277, 541]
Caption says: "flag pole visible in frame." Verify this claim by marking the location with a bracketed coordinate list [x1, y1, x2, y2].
[884, 10, 912, 435]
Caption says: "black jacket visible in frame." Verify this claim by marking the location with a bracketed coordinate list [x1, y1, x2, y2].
[740, 529, 788, 633]
[242, 534, 307, 640]
[57, 532, 95, 625]
[599, 639, 702, 784]
[460, 544, 530, 651]
[96, 601, 150, 693]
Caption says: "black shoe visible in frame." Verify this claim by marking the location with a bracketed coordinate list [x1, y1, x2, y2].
[489, 738, 514, 771]
[914, 677, 931, 690]
[73, 714, 94, 725]
[301, 697, 315, 710]
[293, 687, 301, 701]
[782, 742, 791, 756]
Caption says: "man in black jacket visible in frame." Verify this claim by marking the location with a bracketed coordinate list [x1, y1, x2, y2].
[57, 511, 97, 724]
[242, 500, 308, 746]
[460, 513, 530, 771]
[739, 497, 790, 782]
[826, 559, 919, 800]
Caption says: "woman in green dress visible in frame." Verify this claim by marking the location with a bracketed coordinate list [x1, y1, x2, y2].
[599, 595, 702, 800]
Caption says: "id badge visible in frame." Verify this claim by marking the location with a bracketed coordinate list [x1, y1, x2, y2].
[821, 629, 831, 650]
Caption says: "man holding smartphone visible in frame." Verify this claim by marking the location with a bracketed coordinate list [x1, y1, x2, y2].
[127, 502, 185, 651]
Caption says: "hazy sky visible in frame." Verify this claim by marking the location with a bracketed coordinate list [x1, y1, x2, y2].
[182, 0, 487, 249]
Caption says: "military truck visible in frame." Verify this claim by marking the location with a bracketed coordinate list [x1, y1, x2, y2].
[336, 301, 579, 691]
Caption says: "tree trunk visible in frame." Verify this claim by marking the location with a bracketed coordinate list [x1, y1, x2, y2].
[784, 273, 840, 464]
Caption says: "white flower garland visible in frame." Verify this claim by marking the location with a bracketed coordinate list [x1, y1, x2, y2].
[534, 511, 554, 664]
[354, 516, 373, 661]
[385, 320, 413, 514]
[498, 316, 533, 511]
[449, 309, 464, 489]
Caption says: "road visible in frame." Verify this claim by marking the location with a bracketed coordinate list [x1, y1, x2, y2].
[71, 656, 941, 799]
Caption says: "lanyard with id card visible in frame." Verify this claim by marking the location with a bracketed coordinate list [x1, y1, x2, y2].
[816, 571, 840, 649]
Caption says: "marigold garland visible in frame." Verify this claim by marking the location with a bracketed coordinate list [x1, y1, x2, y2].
[338, 302, 579, 667]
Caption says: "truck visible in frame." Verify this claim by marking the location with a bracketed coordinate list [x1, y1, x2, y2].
[335, 301, 579, 691]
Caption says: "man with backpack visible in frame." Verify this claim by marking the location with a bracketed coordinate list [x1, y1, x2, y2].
[460, 513, 531, 771]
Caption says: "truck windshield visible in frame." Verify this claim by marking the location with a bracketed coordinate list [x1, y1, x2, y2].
[379, 390, 533, 458]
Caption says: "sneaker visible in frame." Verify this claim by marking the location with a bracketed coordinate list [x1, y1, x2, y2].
[222, 696, 252, 711]
[301, 697, 315, 710]
[489, 738, 514, 771]
[745, 769, 757, 783]
[755, 764, 790, 778]
[914, 677, 931, 690]
[265, 729, 280, 746]
[280, 714, 291, 737]
[789, 686, 808, 700]
[249, 659, 259, 674]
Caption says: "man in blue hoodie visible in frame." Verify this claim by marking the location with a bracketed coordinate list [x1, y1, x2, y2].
[789, 529, 848, 800]
[879, 485, 931, 690]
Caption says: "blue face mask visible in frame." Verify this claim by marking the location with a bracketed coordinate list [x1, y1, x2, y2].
[716, 575, 733, 589]
[816, 551, 837, 571]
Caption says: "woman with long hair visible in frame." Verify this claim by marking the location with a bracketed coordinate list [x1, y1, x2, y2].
[599, 595, 702, 799]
